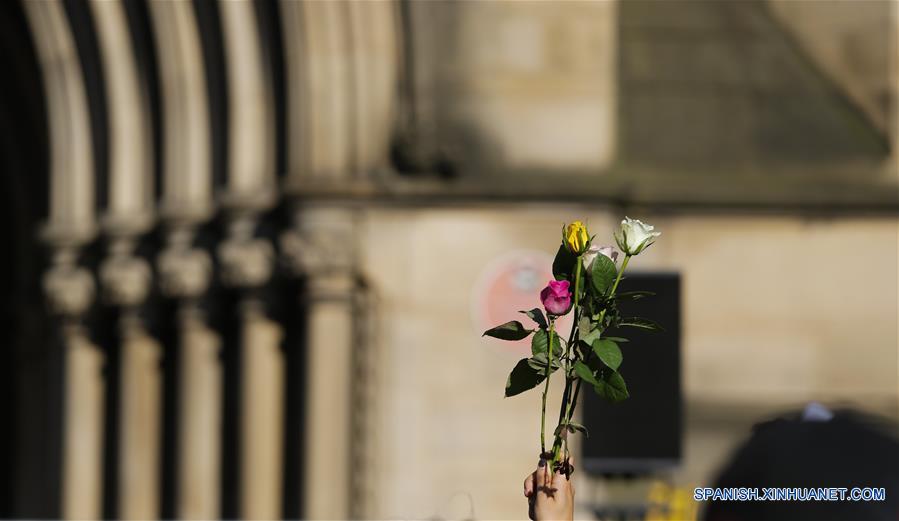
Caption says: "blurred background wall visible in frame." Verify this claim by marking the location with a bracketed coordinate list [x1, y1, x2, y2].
[0, 0, 896, 520]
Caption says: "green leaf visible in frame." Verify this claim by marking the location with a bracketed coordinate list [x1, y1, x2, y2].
[554, 421, 590, 438]
[592, 338, 623, 370]
[505, 358, 546, 397]
[577, 315, 591, 334]
[618, 317, 664, 331]
[615, 290, 655, 301]
[552, 244, 577, 281]
[593, 371, 629, 402]
[568, 422, 589, 437]
[574, 270, 585, 301]
[604, 336, 629, 343]
[580, 324, 602, 345]
[527, 352, 561, 371]
[590, 252, 618, 295]
[573, 360, 600, 386]
[483, 321, 534, 340]
[519, 308, 548, 330]
[531, 328, 562, 357]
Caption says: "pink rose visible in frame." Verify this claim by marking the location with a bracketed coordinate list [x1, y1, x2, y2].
[540, 280, 572, 316]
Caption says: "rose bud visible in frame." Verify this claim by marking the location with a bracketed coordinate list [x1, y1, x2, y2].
[614, 216, 661, 256]
[583, 245, 618, 272]
[563, 221, 590, 255]
[540, 280, 572, 316]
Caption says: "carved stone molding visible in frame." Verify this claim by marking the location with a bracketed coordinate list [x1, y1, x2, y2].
[148, 0, 213, 223]
[280, 207, 356, 279]
[280, 0, 400, 188]
[43, 249, 95, 318]
[218, 217, 274, 290]
[286, 206, 360, 519]
[90, 0, 154, 235]
[219, 0, 275, 207]
[23, 0, 97, 246]
[100, 240, 151, 308]
[157, 228, 212, 300]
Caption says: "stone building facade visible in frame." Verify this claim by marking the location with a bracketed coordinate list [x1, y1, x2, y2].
[0, 0, 896, 519]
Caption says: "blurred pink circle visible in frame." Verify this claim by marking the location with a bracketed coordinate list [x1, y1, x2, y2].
[473, 250, 574, 354]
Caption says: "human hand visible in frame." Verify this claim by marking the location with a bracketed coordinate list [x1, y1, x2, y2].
[523, 458, 575, 521]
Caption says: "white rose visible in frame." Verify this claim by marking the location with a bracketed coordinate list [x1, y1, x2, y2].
[583, 245, 618, 272]
[614, 216, 660, 255]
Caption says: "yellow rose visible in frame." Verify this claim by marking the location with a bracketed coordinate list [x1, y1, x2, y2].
[563, 221, 589, 254]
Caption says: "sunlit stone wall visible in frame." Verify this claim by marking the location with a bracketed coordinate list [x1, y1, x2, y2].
[359, 208, 898, 519]
[406, 1, 617, 172]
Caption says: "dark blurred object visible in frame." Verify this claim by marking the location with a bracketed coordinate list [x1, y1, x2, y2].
[390, 130, 460, 180]
[704, 407, 899, 521]
[618, 0, 889, 168]
[581, 273, 682, 476]
[0, 0, 56, 518]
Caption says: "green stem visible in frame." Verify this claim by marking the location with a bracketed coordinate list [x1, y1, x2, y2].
[608, 254, 630, 301]
[570, 260, 583, 331]
[550, 258, 583, 467]
[553, 333, 575, 460]
[556, 278, 582, 425]
[555, 289, 583, 428]
[565, 374, 585, 428]
[565, 254, 631, 426]
[539, 320, 556, 455]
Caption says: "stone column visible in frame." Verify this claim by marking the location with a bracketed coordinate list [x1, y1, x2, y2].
[22, 1, 100, 518]
[44, 254, 102, 520]
[90, 0, 158, 516]
[157, 229, 217, 521]
[61, 327, 105, 520]
[98, 242, 157, 520]
[115, 321, 162, 519]
[146, 1, 218, 516]
[218, 0, 281, 515]
[281, 207, 357, 520]
[237, 302, 284, 519]
[217, 218, 282, 520]
[278, 1, 398, 516]
[175, 307, 221, 520]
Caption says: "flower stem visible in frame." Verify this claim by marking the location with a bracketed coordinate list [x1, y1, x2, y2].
[565, 254, 631, 426]
[608, 254, 630, 299]
[550, 258, 583, 467]
[539, 320, 556, 455]
[570, 260, 583, 329]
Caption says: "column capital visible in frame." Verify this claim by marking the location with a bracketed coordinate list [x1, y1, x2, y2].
[100, 239, 152, 308]
[157, 228, 212, 299]
[280, 207, 356, 279]
[218, 216, 274, 289]
[43, 250, 95, 317]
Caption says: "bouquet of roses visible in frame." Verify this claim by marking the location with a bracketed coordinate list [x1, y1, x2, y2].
[483, 218, 661, 475]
